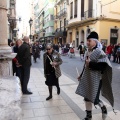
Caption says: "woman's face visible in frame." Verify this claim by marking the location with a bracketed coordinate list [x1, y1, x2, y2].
[46, 46, 53, 54]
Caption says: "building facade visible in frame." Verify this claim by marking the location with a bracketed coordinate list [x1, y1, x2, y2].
[66, 0, 120, 47]
[43, 0, 55, 43]
[54, 0, 68, 45]
[7, 0, 17, 41]
[33, 0, 45, 42]
[39, 8, 45, 43]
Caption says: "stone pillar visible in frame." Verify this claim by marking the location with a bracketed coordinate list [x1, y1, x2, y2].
[0, 0, 7, 46]
[0, 0, 16, 77]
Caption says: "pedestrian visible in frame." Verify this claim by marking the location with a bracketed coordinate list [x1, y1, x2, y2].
[106, 43, 114, 60]
[76, 32, 114, 120]
[13, 39, 23, 78]
[116, 43, 120, 64]
[16, 36, 32, 95]
[43, 43, 62, 100]
[101, 42, 106, 53]
[32, 42, 40, 63]
[15, 39, 22, 79]
[78, 41, 86, 60]
[113, 44, 119, 63]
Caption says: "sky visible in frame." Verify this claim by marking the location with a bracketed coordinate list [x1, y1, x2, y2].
[16, 0, 33, 37]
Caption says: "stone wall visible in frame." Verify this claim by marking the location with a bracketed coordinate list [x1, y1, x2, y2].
[0, 76, 22, 120]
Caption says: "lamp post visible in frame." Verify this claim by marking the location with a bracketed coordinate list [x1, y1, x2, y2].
[42, 29, 46, 45]
[29, 18, 33, 42]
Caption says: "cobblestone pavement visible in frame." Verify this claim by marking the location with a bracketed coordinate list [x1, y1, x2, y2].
[21, 51, 120, 120]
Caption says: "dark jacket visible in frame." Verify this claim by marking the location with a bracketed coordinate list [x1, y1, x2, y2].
[16, 42, 31, 67]
[43, 50, 62, 78]
[32, 45, 40, 58]
[78, 45, 86, 54]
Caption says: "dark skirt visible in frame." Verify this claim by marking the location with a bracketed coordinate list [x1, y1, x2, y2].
[45, 72, 58, 86]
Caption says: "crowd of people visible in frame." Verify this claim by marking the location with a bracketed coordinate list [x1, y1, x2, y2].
[8, 31, 118, 120]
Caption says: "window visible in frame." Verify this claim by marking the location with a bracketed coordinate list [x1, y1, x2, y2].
[46, 27, 49, 33]
[74, 0, 77, 18]
[81, 0, 84, 19]
[64, 2, 66, 9]
[50, 15, 54, 20]
[88, 0, 93, 17]
[60, 21, 62, 30]
[70, 2, 73, 19]
[49, 27, 54, 32]
[64, 18, 66, 31]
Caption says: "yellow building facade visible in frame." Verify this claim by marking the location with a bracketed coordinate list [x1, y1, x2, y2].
[54, 0, 68, 45]
[66, 0, 120, 47]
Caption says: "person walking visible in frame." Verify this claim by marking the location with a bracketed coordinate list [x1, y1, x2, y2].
[106, 43, 114, 60]
[112, 44, 119, 62]
[16, 36, 32, 95]
[116, 43, 120, 64]
[76, 32, 114, 120]
[78, 41, 86, 60]
[32, 42, 40, 63]
[43, 43, 62, 100]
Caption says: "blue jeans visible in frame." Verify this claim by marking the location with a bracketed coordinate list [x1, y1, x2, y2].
[107, 54, 111, 60]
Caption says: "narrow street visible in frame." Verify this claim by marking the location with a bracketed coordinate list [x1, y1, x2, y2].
[22, 51, 120, 120]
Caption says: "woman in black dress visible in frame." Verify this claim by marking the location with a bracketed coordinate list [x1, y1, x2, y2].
[43, 43, 62, 100]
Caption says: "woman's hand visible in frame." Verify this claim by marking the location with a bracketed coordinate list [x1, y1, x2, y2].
[51, 62, 57, 67]
[85, 58, 90, 67]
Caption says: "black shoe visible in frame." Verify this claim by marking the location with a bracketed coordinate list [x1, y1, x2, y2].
[23, 91, 33, 95]
[57, 87, 60, 95]
[46, 96, 52, 100]
[83, 110, 92, 120]
[101, 105, 107, 120]
[83, 118, 92, 120]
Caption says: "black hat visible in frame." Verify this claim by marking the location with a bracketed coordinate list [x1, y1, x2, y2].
[87, 31, 99, 40]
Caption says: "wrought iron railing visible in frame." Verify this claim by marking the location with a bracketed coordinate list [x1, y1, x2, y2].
[57, 8, 67, 18]
[56, 26, 66, 32]
[84, 9, 94, 19]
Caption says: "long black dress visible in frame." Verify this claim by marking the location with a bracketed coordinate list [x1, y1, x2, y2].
[45, 54, 58, 86]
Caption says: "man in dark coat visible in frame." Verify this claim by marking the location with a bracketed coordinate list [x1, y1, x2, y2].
[16, 36, 32, 95]
[32, 42, 40, 63]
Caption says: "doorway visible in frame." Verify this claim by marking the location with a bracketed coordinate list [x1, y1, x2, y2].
[69, 32, 72, 43]
[110, 29, 118, 45]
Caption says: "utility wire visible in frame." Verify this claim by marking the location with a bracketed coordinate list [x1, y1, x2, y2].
[102, 0, 118, 6]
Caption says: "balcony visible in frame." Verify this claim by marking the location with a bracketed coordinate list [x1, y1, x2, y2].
[57, 8, 67, 18]
[10, 0, 15, 5]
[54, 0, 61, 7]
[40, 19, 44, 25]
[83, 9, 94, 20]
[55, 26, 67, 38]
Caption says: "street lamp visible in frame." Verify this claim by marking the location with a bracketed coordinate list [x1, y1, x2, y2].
[29, 18, 33, 42]
[42, 29, 46, 45]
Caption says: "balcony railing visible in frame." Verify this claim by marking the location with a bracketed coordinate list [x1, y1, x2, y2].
[56, 26, 66, 32]
[54, 0, 63, 6]
[57, 8, 67, 18]
[54, 15, 58, 20]
[83, 9, 94, 19]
